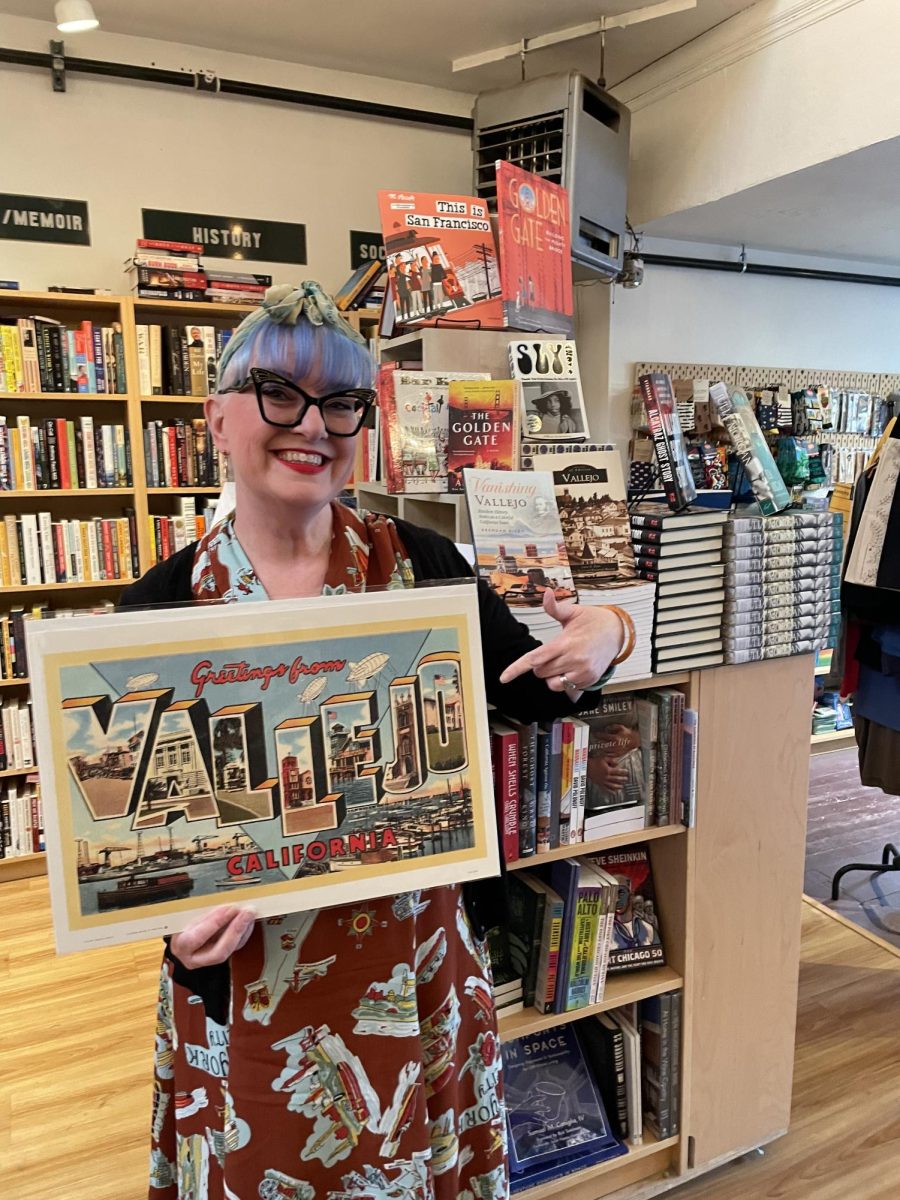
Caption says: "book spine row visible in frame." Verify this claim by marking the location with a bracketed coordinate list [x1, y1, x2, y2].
[143, 419, 224, 488]
[0, 775, 43, 857]
[136, 324, 233, 397]
[0, 512, 139, 586]
[0, 319, 126, 394]
[0, 416, 131, 491]
[0, 698, 35, 770]
[148, 499, 216, 566]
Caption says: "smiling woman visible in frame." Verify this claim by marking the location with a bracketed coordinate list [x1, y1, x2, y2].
[117, 280, 627, 1200]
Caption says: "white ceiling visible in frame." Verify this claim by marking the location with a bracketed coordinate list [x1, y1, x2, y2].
[643, 138, 900, 268]
[3, 0, 757, 90]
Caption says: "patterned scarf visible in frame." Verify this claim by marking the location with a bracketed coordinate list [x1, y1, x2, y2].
[191, 502, 415, 601]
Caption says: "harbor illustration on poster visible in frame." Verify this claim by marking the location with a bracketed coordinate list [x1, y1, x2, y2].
[28, 586, 498, 951]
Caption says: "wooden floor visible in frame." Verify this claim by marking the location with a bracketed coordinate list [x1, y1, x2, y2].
[2, 882, 900, 1200]
[806, 746, 900, 948]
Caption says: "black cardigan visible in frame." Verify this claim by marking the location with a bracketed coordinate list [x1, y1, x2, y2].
[119, 518, 599, 1019]
[119, 517, 596, 725]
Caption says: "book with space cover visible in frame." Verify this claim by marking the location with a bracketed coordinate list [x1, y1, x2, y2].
[709, 381, 790, 515]
[639, 373, 697, 511]
[509, 340, 590, 441]
[532, 449, 636, 586]
[447, 379, 520, 493]
[584, 845, 665, 973]
[377, 189, 503, 329]
[388, 370, 489, 493]
[502, 1022, 625, 1190]
[495, 160, 575, 336]
[463, 468, 577, 606]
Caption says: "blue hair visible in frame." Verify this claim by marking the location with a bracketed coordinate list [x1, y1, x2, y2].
[216, 308, 374, 395]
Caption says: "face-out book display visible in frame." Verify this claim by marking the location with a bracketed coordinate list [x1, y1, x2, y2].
[27, 585, 498, 952]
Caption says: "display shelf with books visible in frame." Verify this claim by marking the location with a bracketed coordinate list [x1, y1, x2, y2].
[506, 822, 685, 872]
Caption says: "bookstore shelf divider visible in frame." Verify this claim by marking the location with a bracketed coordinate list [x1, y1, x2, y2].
[1, 310, 814, 1200]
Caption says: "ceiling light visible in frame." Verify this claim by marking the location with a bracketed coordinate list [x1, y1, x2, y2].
[55, 1, 100, 33]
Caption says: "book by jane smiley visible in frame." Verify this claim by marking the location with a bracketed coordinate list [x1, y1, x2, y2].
[502, 1022, 625, 1188]
[584, 845, 665, 973]
[495, 160, 574, 337]
[462, 468, 577, 607]
[580, 694, 647, 815]
[509, 339, 590, 441]
[708, 382, 791, 516]
[639, 373, 697, 511]
[377, 189, 503, 330]
[531, 449, 636, 586]
[447, 379, 520, 493]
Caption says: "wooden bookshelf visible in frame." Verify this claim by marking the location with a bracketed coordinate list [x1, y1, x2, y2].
[811, 727, 856, 753]
[506, 823, 685, 872]
[0, 765, 34, 779]
[0, 292, 247, 868]
[498, 965, 684, 1042]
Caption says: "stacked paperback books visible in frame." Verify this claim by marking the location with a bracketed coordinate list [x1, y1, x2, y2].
[630, 505, 727, 672]
[722, 511, 843, 663]
[488, 692, 696, 866]
[500, 990, 682, 1190]
[147, 497, 218, 566]
[0, 315, 126, 394]
[125, 240, 270, 304]
[135, 323, 233, 397]
[0, 772, 42, 858]
[0, 415, 131, 490]
[493, 844, 666, 1018]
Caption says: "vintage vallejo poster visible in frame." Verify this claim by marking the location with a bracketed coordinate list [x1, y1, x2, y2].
[28, 583, 499, 953]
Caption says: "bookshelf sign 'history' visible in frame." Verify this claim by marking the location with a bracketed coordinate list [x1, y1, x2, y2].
[0, 192, 90, 245]
[28, 585, 498, 952]
[142, 208, 307, 264]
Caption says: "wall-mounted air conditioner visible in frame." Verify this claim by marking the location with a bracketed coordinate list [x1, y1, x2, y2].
[473, 72, 631, 280]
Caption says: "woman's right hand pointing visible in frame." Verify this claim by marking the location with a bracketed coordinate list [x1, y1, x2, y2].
[170, 906, 256, 968]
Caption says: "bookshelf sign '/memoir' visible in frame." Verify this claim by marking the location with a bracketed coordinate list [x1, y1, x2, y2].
[0, 193, 90, 245]
[142, 208, 307, 264]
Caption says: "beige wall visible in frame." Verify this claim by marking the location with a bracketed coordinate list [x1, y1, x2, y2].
[615, 0, 900, 227]
[0, 13, 474, 294]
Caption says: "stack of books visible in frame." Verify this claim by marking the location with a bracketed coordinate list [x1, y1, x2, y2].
[488, 688, 697, 866]
[503, 845, 666, 1018]
[722, 511, 843, 664]
[500, 988, 682, 1190]
[630, 505, 727, 672]
[124, 240, 270, 304]
[333, 260, 385, 311]
[124, 240, 207, 302]
[0, 315, 126, 394]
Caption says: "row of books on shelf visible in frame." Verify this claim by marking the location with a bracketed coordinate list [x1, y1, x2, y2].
[0, 316, 126, 395]
[0, 601, 112, 682]
[0, 512, 139, 587]
[488, 687, 696, 865]
[126, 240, 271, 305]
[0, 697, 34, 771]
[136, 323, 232, 397]
[143, 419, 225, 488]
[0, 774, 43, 858]
[502, 994, 681, 1190]
[147, 498, 218, 566]
[493, 844, 666, 1018]
[0, 415, 131, 491]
